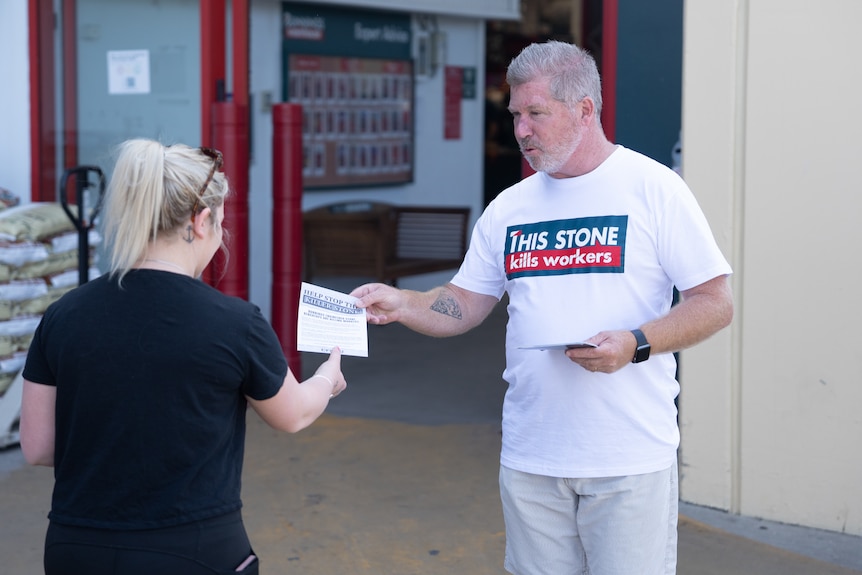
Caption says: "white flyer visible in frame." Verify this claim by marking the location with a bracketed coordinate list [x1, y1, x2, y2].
[296, 282, 368, 357]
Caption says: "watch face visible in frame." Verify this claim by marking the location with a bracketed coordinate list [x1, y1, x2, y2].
[633, 344, 650, 363]
[631, 329, 650, 363]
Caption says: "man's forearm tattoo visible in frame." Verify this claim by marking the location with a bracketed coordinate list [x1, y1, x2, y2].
[429, 294, 463, 319]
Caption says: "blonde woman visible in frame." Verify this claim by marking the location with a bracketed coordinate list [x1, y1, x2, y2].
[20, 139, 345, 574]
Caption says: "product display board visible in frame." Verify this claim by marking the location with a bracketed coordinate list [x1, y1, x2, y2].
[282, 1, 413, 189]
[288, 54, 413, 188]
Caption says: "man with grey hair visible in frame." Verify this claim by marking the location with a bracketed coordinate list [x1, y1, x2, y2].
[352, 40, 733, 574]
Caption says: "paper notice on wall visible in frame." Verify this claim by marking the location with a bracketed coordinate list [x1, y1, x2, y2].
[107, 49, 151, 95]
[297, 282, 368, 357]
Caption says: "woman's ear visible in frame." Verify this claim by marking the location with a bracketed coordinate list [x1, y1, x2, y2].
[189, 207, 212, 239]
[183, 207, 212, 243]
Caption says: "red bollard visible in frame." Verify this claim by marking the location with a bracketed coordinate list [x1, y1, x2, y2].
[211, 101, 250, 300]
[271, 103, 303, 374]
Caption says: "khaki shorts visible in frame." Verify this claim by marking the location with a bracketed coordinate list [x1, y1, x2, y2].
[499, 460, 678, 575]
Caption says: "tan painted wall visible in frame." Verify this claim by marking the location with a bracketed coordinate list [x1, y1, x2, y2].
[679, 0, 862, 536]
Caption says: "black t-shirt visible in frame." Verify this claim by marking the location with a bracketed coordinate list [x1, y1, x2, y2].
[23, 269, 287, 529]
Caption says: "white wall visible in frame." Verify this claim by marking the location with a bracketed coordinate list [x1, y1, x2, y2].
[249, 0, 486, 317]
[0, 1, 31, 203]
[680, 0, 862, 536]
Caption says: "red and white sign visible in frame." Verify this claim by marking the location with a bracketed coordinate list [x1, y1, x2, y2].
[444, 66, 463, 140]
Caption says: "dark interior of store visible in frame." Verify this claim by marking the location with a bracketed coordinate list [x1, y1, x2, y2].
[482, 0, 602, 205]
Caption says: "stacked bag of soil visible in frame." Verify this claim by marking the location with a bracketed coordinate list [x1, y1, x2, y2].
[0, 203, 101, 394]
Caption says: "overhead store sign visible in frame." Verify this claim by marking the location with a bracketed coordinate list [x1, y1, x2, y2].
[282, 2, 411, 59]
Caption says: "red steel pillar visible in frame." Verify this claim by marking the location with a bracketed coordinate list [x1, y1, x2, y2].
[521, 156, 535, 179]
[271, 104, 304, 373]
[211, 102, 250, 300]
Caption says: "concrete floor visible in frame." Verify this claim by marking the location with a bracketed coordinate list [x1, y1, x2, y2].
[3, 414, 860, 574]
[0, 281, 860, 574]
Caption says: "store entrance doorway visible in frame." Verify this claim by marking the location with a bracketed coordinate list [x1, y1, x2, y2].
[482, 0, 603, 206]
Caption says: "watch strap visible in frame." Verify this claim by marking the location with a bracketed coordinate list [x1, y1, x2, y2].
[631, 328, 650, 363]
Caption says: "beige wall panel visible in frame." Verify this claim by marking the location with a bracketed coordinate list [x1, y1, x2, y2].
[739, 0, 862, 535]
[684, 0, 862, 535]
[678, 0, 740, 512]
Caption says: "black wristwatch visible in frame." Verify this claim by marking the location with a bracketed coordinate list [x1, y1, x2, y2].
[631, 329, 651, 363]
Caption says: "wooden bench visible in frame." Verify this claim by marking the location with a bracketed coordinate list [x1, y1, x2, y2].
[303, 201, 470, 285]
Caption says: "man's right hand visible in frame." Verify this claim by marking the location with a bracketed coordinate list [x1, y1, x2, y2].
[350, 283, 404, 325]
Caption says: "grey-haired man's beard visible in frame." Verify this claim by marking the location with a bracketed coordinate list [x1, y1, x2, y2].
[520, 130, 582, 174]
